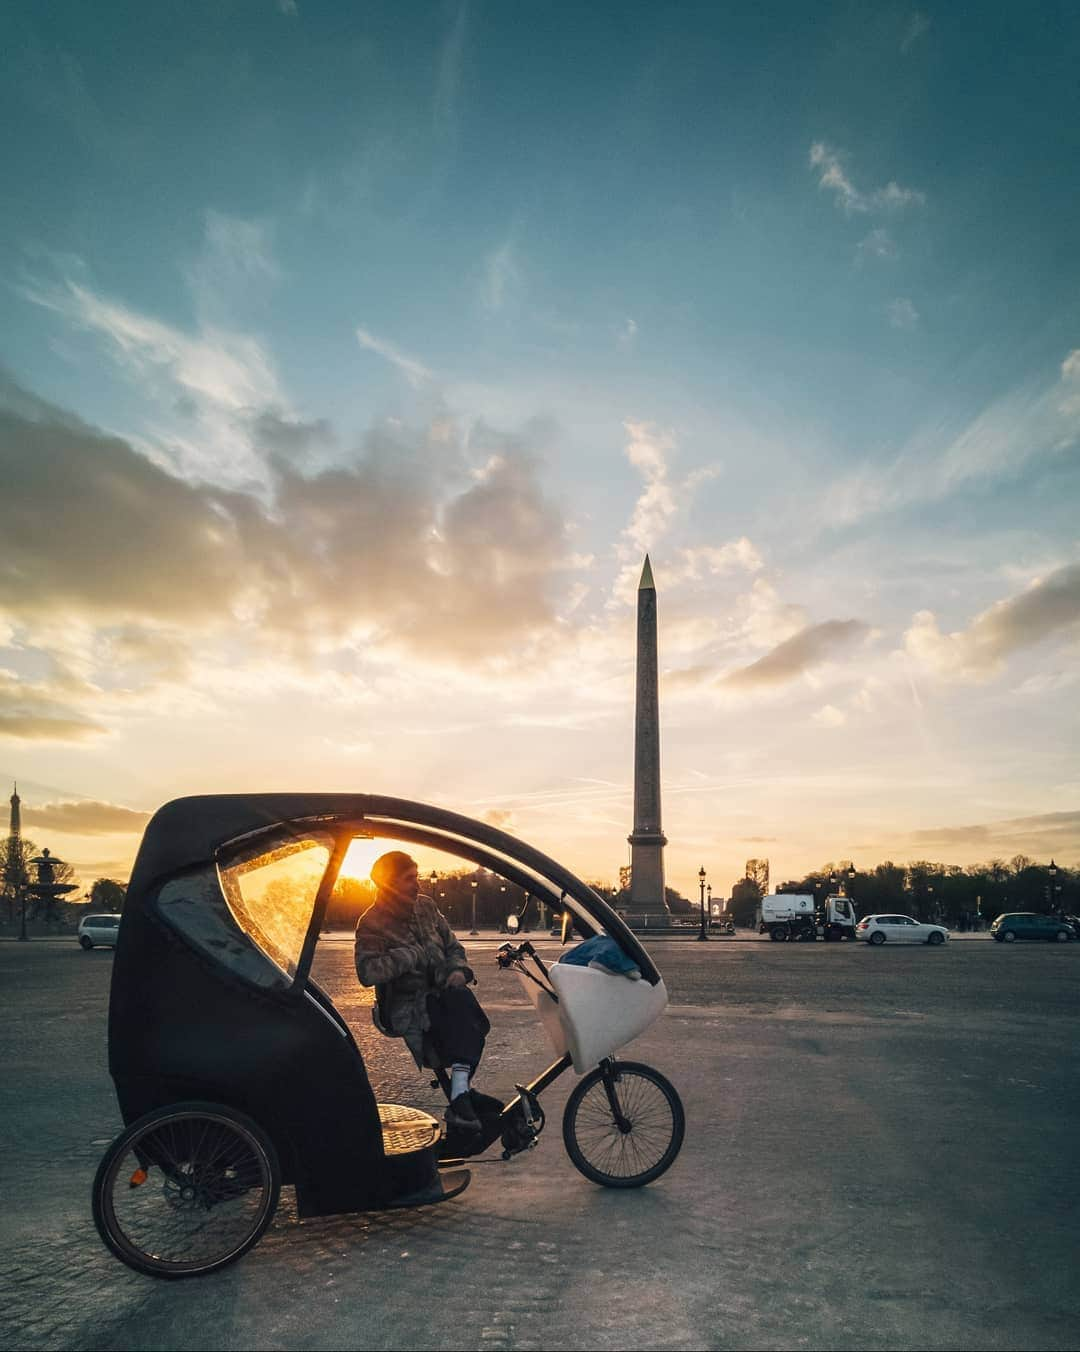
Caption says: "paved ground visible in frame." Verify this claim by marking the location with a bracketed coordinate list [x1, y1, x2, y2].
[2, 932, 1078, 1352]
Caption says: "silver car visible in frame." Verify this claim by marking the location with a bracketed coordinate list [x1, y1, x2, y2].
[77, 913, 121, 950]
[856, 914, 949, 946]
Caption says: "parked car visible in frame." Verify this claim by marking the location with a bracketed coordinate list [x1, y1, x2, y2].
[990, 913, 1076, 944]
[856, 914, 949, 946]
[77, 913, 121, 950]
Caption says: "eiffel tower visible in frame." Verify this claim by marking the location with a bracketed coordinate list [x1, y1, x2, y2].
[3, 784, 27, 924]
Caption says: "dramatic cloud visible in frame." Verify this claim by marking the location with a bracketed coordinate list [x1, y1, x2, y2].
[721, 619, 870, 688]
[22, 800, 151, 835]
[0, 375, 582, 680]
[0, 672, 105, 742]
[809, 143, 926, 215]
[905, 562, 1080, 681]
[0, 402, 246, 623]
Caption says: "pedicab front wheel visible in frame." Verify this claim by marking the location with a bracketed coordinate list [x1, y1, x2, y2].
[562, 1061, 684, 1188]
[92, 1102, 281, 1279]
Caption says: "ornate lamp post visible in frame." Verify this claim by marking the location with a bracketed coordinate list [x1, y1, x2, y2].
[697, 866, 709, 941]
[429, 870, 438, 900]
[470, 878, 479, 935]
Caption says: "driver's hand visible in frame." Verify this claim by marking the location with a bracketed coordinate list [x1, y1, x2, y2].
[446, 969, 467, 989]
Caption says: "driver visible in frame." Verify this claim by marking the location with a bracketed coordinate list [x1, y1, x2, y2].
[354, 851, 490, 1134]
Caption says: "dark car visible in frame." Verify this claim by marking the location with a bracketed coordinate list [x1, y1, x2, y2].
[990, 913, 1076, 944]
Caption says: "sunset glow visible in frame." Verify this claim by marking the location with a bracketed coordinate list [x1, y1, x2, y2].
[2, 4, 1077, 901]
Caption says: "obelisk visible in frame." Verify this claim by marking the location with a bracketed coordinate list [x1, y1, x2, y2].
[626, 556, 668, 922]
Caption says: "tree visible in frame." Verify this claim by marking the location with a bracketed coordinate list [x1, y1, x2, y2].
[2, 836, 33, 923]
[728, 876, 764, 927]
[745, 858, 770, 895]
[665, 887, 693, 915]
[89, 878, 126, 912]
[324, 875, 373, 929]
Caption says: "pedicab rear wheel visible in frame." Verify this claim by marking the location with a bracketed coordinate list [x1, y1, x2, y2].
[92, 1101, 280, 1278]
[563, 1061, 684, 1188]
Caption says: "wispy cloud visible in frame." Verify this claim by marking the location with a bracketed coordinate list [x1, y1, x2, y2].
[22, 243, 285, 487]
[617, 317, 638, 351]
[809, 142, 926, 215]
[888, 297, 919, 329]
[912, 810, 1080, 852]
[434, 1, 468, 139]
[22, 800, 150, 834]
[901, 11, 931, 53]
[479, 240, 521, 313]
[622, 419, 677, 552]
[857, 228, 898, 263]
[905, 562, 1080, 682]
[721, 619, 871, 689]
[821, 350, 1080, 525]
[355, 326, 434, 387]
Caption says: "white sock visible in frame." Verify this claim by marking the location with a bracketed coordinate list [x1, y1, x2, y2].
[450, 1064, 470, 1099]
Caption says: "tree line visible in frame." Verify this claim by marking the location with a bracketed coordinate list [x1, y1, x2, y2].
[725, 856, 1079, 929]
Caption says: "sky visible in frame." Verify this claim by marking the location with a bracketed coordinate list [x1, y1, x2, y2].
[2, 0, 1079, 899]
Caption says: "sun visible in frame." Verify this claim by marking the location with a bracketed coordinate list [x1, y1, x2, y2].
[338, 836, 384, 882]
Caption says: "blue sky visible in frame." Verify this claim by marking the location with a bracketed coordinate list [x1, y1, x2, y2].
[2, 1, 1078, 894]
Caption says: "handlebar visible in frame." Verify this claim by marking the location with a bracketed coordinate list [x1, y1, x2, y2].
[495, 939, 537, 968]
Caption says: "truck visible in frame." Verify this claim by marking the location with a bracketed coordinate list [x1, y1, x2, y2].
[757, 893, 857, 941]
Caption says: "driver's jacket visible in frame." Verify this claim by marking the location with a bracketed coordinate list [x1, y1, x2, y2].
[354, 895, 474, 1067]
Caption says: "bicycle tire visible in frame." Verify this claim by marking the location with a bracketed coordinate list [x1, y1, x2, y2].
[562, 1061, 684, 1188]
[92, 1101, 280, 1278]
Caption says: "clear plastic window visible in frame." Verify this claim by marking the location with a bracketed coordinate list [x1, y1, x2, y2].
[217, 834, 333, 982]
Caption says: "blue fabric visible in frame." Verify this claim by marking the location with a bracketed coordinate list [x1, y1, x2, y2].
[558, 934, 639, 975]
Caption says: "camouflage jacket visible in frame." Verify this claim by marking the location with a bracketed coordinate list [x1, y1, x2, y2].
[353, 894, 474, 1067]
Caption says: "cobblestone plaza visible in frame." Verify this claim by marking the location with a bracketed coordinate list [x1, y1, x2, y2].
[2, 935, 1078, 1351]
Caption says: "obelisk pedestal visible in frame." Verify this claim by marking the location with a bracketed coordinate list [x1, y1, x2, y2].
[624, 556, 669, 928]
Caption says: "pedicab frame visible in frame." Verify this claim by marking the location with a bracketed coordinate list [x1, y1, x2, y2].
[97, 793, 681, 1276]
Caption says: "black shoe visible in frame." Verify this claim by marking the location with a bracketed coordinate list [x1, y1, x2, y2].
[445, 1093, 482, 1133]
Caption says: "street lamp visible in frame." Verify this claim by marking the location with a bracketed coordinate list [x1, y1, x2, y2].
[1048, 859, 1062, 916]
[470, 879, 478, 935]
[697, 866, 709, 941]
[429, 870, 438, 900]
[830, 865, 856, 896]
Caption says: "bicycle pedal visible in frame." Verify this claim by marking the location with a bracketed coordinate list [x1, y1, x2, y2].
[514, 1084, 541, 1128]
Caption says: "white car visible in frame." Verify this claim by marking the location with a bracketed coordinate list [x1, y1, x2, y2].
[856, 914, 949, 946]
[77, 913, 121, 950]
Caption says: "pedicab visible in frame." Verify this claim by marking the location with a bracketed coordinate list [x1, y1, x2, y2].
[93, 794, 685, 1278]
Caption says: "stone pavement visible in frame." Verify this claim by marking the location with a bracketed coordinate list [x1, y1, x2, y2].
[1, 935, 1078, 1351]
